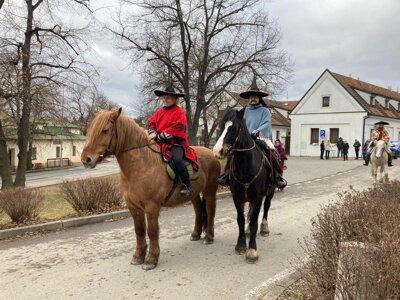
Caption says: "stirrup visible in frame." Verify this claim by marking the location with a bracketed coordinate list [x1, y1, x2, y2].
[217, 174, 230, 186]
[276, 177, 287, 189]
[180, 185, 193, 197]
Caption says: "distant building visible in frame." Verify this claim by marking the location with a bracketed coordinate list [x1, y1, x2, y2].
[290, 69, 400, 156]
[5, 121, 86, 170]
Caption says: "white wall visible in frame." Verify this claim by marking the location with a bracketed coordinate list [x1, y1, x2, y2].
[290, 112, 366, 156]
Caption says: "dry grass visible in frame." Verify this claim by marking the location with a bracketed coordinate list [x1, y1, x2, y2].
[298, 181, 400, 299]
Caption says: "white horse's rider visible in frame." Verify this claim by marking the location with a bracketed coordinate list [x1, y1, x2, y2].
[217, 77, 286, 188]
[364, 120, 393, 167]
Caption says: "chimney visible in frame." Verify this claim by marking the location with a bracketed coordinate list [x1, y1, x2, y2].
[370, 95, 376, 106]
[385, 98, 390, 109]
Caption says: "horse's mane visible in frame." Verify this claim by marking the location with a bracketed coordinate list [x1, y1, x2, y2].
[219, 108, 238, 130]
[87, 110, 161, 163]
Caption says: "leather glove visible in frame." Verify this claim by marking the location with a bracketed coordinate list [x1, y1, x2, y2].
[250, 130, 260, 140]
[157, 132, 173, 142]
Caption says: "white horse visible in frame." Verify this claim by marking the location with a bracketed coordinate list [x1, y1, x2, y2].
[370, 140, 389, 183]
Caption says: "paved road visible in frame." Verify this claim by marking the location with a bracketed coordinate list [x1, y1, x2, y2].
[23, 159, 120, 188]
[0, 158, 398, 300]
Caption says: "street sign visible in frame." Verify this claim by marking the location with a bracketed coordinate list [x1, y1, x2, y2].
[320, 130, 326, 137]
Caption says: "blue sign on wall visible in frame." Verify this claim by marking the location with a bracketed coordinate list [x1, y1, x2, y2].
[320, 130, 326, 137]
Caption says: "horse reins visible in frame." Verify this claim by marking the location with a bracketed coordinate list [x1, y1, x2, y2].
[99, 119, 160, 159]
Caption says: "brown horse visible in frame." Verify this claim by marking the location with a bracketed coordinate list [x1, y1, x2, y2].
[81, 108, 220, 270]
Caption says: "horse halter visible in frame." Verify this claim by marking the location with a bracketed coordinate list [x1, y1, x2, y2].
[99, 119, 159, 159]
[224, 125, 256, 156]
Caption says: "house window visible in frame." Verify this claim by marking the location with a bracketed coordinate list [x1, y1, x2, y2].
[73, 146, 76, 156]
[56, 146, 61, 158]
[322, 96, 330, 107]
[32, 147, 37, 160]
[310, 128, 319, 144]
[276, 130, 280, 140]
[330, 128, 339, 144]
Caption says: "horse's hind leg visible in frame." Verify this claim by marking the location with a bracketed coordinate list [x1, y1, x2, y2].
[246, 199, 262, 264]
[203, 193, 216, 244]
[142, 209, 160, 270]
[190, 195, 202, 241]
[233, 198, 247, 255]
[127, 205, 147, 266]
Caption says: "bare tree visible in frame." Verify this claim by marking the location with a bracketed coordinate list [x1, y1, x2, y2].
[0, 0, 95, 186]
[110, 0, 291, 144]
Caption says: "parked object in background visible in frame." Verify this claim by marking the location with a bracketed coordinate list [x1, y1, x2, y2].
[362, 139, 371, 160]
[389, 141, 400, 159]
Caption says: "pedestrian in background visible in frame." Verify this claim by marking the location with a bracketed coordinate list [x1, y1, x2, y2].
[343, 140, 349, 160]
[274, 139, 288, 171]
[320, 140, 325, 159]
[337, 137, 343, 158]
[325, 140, 332, 159]
[353, 139, 361, 159]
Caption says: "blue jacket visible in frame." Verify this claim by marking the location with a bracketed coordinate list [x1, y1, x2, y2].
[244, 104, 273, 141]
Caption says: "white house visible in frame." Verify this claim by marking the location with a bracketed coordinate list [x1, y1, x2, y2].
[5, 121, 86, 170]
[290, 69, 400, 157]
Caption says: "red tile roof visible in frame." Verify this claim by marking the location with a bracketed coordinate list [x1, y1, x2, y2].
[329, 70, 400, 120]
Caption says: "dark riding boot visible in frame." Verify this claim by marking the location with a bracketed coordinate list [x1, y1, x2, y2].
[276, 176, 287, 189]
[388, 152, 394, 167]
[176, 165, 193, 196]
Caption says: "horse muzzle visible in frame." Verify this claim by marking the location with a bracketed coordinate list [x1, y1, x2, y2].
[81, 155, 98, 169]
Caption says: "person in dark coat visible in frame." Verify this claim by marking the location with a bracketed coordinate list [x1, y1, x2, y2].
[353, 139, 361, 160]
[336, 137, 343, 158]
[320, 140, 325, 160]
[343, 140, 350, 160]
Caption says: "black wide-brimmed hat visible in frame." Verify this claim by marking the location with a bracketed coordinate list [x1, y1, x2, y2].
[154, 86, 185, 97]
[239, 76, 270, 99]
[374, 121, 390, 125]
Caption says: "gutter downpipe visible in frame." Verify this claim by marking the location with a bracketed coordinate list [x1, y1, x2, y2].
[362, 113, 369, 145]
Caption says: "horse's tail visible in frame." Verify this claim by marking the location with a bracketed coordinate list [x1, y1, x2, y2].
[200, 196, 208, 233]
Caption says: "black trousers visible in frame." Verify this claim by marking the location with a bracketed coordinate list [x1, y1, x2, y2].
[320, 150, 325, 159]
[355, 148, 360, 159]
[325, 150, 330, 159]
[171, 145, 191, 187]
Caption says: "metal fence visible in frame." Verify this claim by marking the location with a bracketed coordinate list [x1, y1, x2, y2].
[47, 158, 70, 168]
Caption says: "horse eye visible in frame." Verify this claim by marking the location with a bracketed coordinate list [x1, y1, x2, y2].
[102, 129, 109, 134]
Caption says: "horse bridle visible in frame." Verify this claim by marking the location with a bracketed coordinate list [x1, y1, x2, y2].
[99, 119, 160, 159]
[223, 126, 256, 156]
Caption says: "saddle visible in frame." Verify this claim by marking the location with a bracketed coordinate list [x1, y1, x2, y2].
[166, 160, 199, 181]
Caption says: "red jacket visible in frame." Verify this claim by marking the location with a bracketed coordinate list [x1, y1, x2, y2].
[148, 105, 198, 169]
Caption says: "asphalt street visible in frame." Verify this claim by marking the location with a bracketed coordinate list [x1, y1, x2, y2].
[23, 159, 120, 188]
[0, 157, 398, 300]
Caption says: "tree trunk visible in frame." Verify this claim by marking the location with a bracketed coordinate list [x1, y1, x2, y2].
[14, 0, 33, 187]
[27, 139, 33, 170]
[0, 121, 13, 189]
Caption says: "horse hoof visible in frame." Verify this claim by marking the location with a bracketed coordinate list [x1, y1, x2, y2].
[190, 234, 201, 241]
[142, 262, 157, 270]
[203, 237, 214, 245]
[260, 230, 270, 237]
[235, 246, 247, 255]
[245, 249, 259, 264]
[131, 256, 145, 265]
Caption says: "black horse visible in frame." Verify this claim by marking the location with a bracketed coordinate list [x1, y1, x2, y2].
[213, 108, 276, 263]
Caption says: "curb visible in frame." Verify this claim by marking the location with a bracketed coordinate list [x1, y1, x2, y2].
[0, 191, 232, 240]
[260, 270, 301, 300]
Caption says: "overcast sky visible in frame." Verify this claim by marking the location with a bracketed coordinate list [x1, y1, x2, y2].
[89, 0, 400, 108]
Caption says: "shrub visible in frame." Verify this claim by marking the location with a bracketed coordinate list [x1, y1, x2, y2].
[60, 177, 122, 214]
[300, 181, 400, 299]
[0, 187, 43, 223]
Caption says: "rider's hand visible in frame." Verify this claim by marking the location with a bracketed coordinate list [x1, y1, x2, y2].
[250, 130, 260, 140]
[148, 132, 157, 141]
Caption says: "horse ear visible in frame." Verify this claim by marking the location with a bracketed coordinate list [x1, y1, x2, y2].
[236, 107, 245, 120]
[110, 107, 122, 122]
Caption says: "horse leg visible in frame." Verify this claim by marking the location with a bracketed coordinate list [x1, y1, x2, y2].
[233, 198, 247, 255]
[203, 194, 216, 245]
[383, 165, 389, 183]
[190, 195, 202, 241]
[246, 199, 262, 264]
[128, 205, 147, 265]
[142, 208, 160, 270]
[260, 192, 272, 236]
[371, 163, 377, 182]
